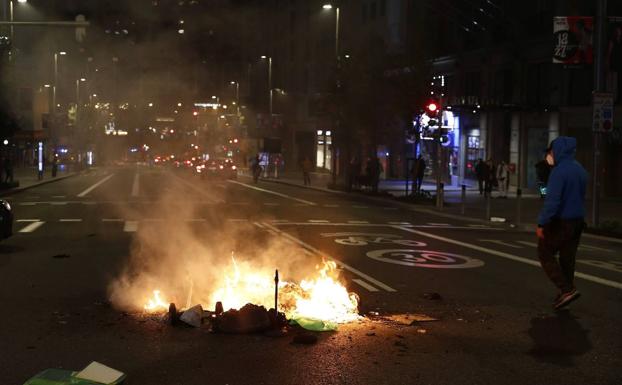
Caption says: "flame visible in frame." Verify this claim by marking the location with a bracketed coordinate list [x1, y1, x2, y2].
[141, 258, 360, 324]
[144, 290, 169, 312]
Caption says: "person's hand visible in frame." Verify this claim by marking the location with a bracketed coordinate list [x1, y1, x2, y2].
[536, 227, 544, 239]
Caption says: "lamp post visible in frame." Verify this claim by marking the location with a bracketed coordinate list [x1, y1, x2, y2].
[261, 55, 272, 115]
[8, 0, 27, 56]
[322, 3, 341, 186]
[51, 50, 66, 155]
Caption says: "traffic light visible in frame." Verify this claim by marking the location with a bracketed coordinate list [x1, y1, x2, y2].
[425, 99, 440, 117]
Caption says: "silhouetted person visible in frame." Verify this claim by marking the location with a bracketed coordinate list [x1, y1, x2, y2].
[474, 158, 487, 195]
[411, 155, 426, 194]
[368, 156, 382, 193]
[301, 156, 312, 186]
[3, 157, 13, 183]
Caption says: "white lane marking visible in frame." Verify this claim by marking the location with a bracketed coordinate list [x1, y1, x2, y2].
[19, 221, 44, 233]
[131, 172, 140, 197]
[468, 224, 489, 228]
[52, 195, 66, 199]
[253, 222, 265, 229]
[77, 174, 114, 197]
[270, 219, 290, 223]
[19, 202, 36, 206]
[389, 222, 411, 225]
[516, 240, 612, 253]
[309, 220, 330, 223]
[17, 219, 40, 222]
[324, 204, 340, 208]
[412, 225, 502, 231]
[102, 218, 123, 222]
[348, 220, 370, 224]
[428, 223, 450, 226]
[396, 226, 622, 290]
[578, 260, 622, 273]
[480, 239, 523, 249]
[228, 180, 317, 206]
[171, 173, 221, 204]
[583, 233, 622, 245]
[263, 222, 396, 292]
[123, 221, 138, 232]
[352, 279, 379, 292]
[51, 202, 68, 206]
[59, 219, 83, 222]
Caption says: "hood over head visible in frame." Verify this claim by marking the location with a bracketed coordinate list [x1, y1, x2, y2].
[550, 136, 577, 163]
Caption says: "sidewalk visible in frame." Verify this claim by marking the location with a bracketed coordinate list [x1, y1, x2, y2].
[0, 165, 78, 195]
[243, 169, 622, 236]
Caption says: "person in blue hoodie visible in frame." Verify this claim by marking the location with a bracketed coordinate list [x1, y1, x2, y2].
[536, 136, 587, 310]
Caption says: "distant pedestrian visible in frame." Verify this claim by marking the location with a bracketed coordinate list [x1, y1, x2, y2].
[301, 156, 312, 186]
[496, 161, 509, 198]
[474, 159, 488, 195]
[535, 154, 553, 198]
[411, 155, 426, 194]
[52, 156, 58, 178]
[348, 156, 361, 190]
[3, 157, 13, 183]
[368, 156, 383, 193]
[251, 154, 261, 183]
[536, 137, 587, 310]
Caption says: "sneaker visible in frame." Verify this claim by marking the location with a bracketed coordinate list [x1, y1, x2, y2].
[554, 289, 581, 310]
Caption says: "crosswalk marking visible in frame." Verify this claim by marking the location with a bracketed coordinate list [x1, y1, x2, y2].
[59, 219, 82, 222]
[308, 220, 329, 223]
[19, 221, 44, 233]
[17, 219, 40, 222]
[123, 221, 138, 232]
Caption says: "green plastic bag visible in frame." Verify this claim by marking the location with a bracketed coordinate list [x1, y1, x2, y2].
[23, 369, 99, 385]
[290, 316, 338, 331]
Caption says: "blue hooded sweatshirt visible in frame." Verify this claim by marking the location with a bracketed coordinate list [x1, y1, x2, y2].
[537, 136, 587, 226]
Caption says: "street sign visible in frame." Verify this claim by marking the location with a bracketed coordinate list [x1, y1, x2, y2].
[592, 92, 614, 133]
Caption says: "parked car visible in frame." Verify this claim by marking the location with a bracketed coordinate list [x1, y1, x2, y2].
[0, 200, 13, 240]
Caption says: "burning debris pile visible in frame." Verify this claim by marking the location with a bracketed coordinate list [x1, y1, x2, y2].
[139, 257, 360, 333]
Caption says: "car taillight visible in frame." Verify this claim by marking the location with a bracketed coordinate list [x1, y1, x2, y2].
[219, 165, 224, 170]
[231, 165, 237, 170]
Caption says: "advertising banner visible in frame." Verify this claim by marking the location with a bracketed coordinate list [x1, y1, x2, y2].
[553, 16, 593, 65]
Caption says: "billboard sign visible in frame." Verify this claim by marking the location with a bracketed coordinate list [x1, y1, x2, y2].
[553, 16, 593, 65]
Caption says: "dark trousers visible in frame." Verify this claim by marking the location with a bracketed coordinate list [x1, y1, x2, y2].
[303, 172, 311, 186]
[537, 219, 584, 293]
[415, 176, 423, 193]
[478, 178, 484, 194]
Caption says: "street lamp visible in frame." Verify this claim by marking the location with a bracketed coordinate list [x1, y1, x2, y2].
[322, 3, 341, 185]
[261, 56, 272, 115]
[9, 0, 28, 49]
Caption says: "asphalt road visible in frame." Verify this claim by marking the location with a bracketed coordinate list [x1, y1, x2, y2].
[1, 165, 620, 385]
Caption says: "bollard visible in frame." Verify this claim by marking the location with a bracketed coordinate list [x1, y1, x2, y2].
[461, 184, 466, 215]
[516, 188, 522, 225]
[439, 183, 444, 210]
[485, 193, 491, 221]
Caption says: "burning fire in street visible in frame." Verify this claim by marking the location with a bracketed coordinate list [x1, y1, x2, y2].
[142, 257, 360, 325]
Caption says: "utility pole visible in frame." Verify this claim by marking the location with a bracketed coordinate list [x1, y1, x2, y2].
[592, 0, 607, 227]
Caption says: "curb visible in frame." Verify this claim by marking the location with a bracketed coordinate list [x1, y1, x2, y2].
[1, 172, 80, 196]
